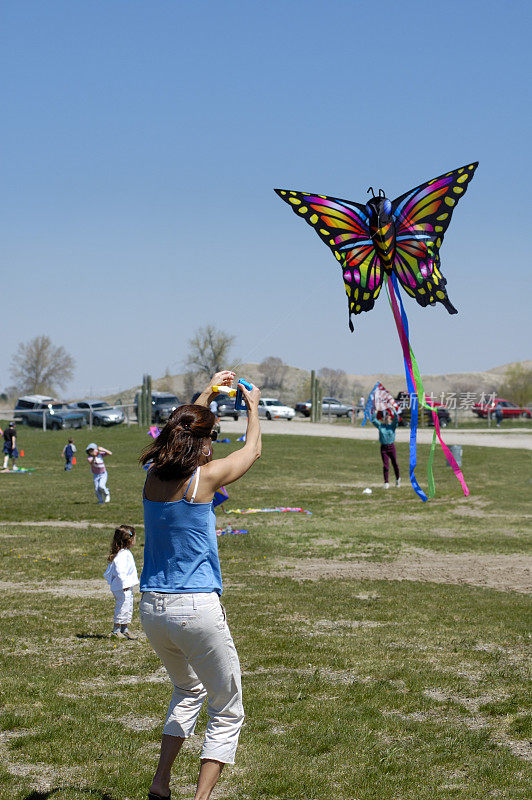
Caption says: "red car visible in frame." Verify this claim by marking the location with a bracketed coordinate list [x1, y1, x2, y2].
[472, 398, 531, 419]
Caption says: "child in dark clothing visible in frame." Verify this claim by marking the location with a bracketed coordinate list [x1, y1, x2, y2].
[371, 409, 401, 489]
[2, 422, 18, 471]
[62, 438, 77, 471]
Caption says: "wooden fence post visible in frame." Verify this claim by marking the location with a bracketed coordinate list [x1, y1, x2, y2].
[146, 374, 152, 426]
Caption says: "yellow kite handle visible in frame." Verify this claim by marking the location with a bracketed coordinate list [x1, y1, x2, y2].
[212, 385, 236, 396]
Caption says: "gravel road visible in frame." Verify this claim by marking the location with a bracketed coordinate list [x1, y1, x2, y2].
[220, 418, 532, 450]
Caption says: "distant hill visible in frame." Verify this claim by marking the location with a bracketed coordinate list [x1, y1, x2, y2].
[104, 360, 531, 406]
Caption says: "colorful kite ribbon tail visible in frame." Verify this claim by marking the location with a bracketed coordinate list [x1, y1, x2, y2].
[386, 277, 427, 502]
[361, 382, 379, 426]
[391, 276, 468, 497]
[387, 274, 469, 499]
[425, 397, 470, 497]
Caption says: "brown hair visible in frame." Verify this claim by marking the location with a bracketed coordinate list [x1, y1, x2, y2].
[139, 404, 215, 482]
[108, 524, 136, 563]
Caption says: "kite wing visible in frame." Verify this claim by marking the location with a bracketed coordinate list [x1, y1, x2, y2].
[373, 382, 399, 414]
[362, 381, 398, 426]
[391, 162, 478, 313]
[275, 189, 384, 327]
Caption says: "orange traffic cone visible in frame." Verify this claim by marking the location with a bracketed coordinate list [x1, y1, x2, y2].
[20, 450, 24, 457]
[72, 456, 76, 465]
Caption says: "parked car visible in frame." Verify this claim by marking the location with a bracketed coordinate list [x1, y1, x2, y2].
[68, 400, 125, 426]
[295, 397, 353, 418]
[257, 398, 296, 420]
[14, 395, 86, 429]
[395, 391, 451, 427]
[134, 391, 181, 423]
[214, 394, 240, 421]
[472, 398, 531, 419]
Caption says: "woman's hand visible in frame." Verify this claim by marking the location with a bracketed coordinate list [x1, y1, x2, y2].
[195, 370, 236, 408]
[240, 381, 260, 411]
[210, 370, 235, 390]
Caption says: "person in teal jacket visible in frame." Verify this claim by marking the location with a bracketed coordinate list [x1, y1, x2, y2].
[371, 408, 401, 489]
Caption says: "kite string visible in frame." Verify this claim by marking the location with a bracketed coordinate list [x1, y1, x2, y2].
[228, 276, 331, 374]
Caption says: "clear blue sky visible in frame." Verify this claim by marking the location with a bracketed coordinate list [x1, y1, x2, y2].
[2, 0, 530, 397]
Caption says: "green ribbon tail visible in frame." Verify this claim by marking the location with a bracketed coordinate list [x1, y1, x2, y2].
[427, 429, 437, 498]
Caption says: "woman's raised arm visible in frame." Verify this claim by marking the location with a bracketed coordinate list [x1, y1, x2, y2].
[204, 382, 261, 488]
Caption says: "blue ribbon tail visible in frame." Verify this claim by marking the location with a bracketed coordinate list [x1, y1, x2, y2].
[390, 275, 427, 502]
[408, 393, 427, 502]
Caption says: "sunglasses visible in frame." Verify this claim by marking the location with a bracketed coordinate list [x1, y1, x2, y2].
[209, 430, 218, 441]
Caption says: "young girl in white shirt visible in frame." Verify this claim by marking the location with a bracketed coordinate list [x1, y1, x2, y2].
[104, 524, 139, 639]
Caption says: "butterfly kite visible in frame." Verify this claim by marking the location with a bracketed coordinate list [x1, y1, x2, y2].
[275, 162, 478, 501]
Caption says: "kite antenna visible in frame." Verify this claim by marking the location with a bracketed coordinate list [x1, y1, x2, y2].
[367, 187, 376, 197]
[378, 189, 385, 197]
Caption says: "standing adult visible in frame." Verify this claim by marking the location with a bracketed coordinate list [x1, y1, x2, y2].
[494, 402, 504, 428]
[2, 422, 19, 471]
[139, 370, 261, 800]
[371, 408, 401, 489]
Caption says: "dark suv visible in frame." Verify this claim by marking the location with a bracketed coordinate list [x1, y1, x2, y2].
[215, 394, 240, 421]
[15, 395, 86, 430]
[134, 391, 181, 423]
[396, 391, 451, 427]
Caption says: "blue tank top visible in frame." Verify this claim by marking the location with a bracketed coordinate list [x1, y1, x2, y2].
[140, 468, 223, 595]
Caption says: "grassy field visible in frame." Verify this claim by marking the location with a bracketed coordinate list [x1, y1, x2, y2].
[0, 423, 530, 800]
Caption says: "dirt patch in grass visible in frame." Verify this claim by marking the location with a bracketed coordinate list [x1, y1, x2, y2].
[0, 578, 109, 597]
[0, 729, 79, 791]
[268, 549, 532, 594]
[279, 612, 382, 635]
[383, 707, 532, 762]
[115, 714, 160, 731]
[0, 519, 114, 528]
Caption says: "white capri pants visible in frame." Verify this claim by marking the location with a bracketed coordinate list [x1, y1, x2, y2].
[139, 591, 244, 765]
[93, 471, 109, 502]
[113, 587, 134, 624]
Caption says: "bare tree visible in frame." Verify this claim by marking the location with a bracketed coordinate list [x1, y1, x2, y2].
[183, 370, 200, 402]
[295, 374, 312, 402]
[158, 367, 174, 393]
[499, 363, 532, 406]
[259, 356, 288, 390]
[1, 385, 19, 403]
[351, 382, 364, 402]
[185, 326, 235, 378]
[10, 335, 75, 395]
[318, 367, 348, 398]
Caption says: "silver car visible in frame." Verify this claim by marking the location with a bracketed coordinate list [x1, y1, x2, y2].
[69, 400, 125, 426]
[321, 397, 353, 418]
[295, 397, 353, 418]
[257, 398, 296, 420]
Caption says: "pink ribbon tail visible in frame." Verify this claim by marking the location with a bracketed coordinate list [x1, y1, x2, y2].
[426, 400, 470, 497]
